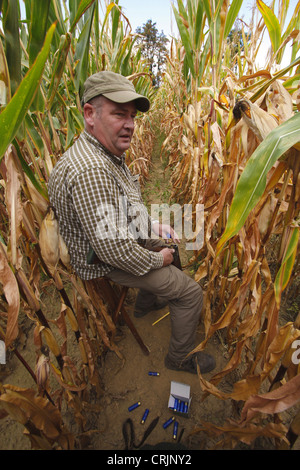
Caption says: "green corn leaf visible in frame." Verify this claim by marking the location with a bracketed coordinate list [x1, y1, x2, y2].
[274, 227, 299, 307]
[172, 3, 195, 77]
[13, 139, 48, 199]
[224, 0, 243, 38]
[250, 55, 300, 102]
[257, 0, 282, 55]
[68, 0, 81, 28]
[176, 0, 189, 22]
[194, 0, 205, 50]
[0, 23, 56, 161]
[216, 112, 300, 255]
[73, 3, 95, 91]
[28, 0, 51, 66]
[2, 0, 21, 97]
[70, 0, 96, 33]
[47, 33, 72, 107]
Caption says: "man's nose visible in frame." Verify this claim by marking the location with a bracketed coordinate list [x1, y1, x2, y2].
[124, 116, 135, 129]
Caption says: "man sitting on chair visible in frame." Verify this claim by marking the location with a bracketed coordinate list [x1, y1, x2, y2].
[48, 71, 215, 375]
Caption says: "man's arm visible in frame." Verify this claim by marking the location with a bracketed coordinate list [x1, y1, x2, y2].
[72, 167, 165, 276]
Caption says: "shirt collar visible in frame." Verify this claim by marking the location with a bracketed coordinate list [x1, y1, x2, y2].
[83, 130, 126, 166]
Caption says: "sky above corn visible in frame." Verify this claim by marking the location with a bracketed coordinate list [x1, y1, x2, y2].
[121, 0, 298, 37]
[121, 0, 299, 66]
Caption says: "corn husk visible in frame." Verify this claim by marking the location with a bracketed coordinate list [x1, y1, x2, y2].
[39, 208, 59, 275]
[35, 353, 50, 392]
[58, 234, 70, 268]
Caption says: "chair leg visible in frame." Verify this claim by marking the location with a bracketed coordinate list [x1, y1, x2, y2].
[112, 285, 150, 356]
[113, 286, 129, 323]
[93, 279, 150, 356]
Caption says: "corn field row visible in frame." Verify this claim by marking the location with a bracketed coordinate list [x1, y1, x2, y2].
[0, 0, 299, 450]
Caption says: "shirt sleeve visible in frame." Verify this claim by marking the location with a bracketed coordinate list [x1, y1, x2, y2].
[71, 167, 164, 276]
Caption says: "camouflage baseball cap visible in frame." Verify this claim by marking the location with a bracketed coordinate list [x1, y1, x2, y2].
[81, 71, 150, 112]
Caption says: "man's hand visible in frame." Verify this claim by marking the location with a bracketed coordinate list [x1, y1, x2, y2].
[160, 247, 175, 266]
[152, 223, 180, 244]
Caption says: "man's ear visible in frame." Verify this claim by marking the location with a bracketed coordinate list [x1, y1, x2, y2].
[83, 103, 95, 127]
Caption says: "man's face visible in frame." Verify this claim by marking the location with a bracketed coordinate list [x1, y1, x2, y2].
[85, 97, 137, 157]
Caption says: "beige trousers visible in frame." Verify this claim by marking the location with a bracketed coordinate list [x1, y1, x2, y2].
[106, 240, 203, 363]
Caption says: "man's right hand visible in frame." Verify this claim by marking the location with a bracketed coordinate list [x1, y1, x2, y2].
[160, 247, 175, 267]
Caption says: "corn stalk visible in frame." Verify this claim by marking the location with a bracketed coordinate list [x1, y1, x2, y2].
[159, 0, 300, 449]
[0, 0, 156, 449]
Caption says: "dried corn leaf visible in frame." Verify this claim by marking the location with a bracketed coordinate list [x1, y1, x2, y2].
[58, 233, 70, 267]
[266, 80, 293, 124]
[194, 260, 260, 351]
[193, 420, 288, 447]
[231, 323, 300, 401]
[240, 373, 300, 424]
[0, 243, 20, 348]
[0, 384, 73, 446]
[25, 175, 49, 216]
[4, 146, 23, 268]
[258, 194, 277, 238]
[50, 362, 87, 393]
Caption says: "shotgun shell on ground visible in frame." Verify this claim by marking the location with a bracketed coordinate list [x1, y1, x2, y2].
[173, 421, 178, 439]
[141, 408, 149, 424]
[128, 402, 141, 412]
[163, 417, 175, 429]
[148, 371, 160, 376]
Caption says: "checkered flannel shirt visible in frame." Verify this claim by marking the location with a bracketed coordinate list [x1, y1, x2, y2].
[48, 131, 163, 280]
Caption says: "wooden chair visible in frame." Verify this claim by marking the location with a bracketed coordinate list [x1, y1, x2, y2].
[84, 277, 150, 356]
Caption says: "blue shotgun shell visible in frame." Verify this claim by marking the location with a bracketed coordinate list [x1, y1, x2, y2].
[174, 398, 179, 411]
[173, 421, 179, 439]
[128, 401, 141, 412]
[163, 417, 175, 429]
[148, 371, 160, 376]
[184, 402, 189, 413]
[141, 408, 149, 424]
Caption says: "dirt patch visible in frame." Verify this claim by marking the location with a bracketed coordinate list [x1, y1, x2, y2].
[86, 288, 229, 450]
